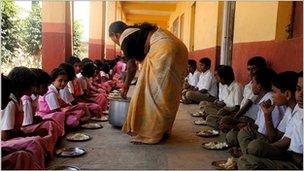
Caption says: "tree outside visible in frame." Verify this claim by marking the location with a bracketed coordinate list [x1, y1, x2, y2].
[1, 0, 86, 74]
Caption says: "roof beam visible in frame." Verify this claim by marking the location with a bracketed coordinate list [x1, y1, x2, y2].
[126, 14, 169, 22]
[122, 2, 176, 12]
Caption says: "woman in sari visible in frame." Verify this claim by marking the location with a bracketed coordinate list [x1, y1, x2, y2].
[109, 22, 188, 144]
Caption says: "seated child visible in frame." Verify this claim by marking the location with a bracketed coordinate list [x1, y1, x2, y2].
[181, 59, 200, 103]
[225, 68, 284, 157]
[238, 71, 303, 170]
[37, 68, 87, 128]
[21, 68, 65, 157]
[184, 57, 218, 104]
[203, 65, 243, 128]
[219, 56, 267, 132]
[59, 63, 105, 119]
[1, 67, 47, 169]
[78, 62, 108, 111]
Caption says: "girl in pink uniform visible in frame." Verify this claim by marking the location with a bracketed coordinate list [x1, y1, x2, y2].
[1, 68, 47, 170]
[21, 68, 65, 158]
[79, 62, 109, 111]
[37, 68, 87, 128]
[59, 63, 103, 118]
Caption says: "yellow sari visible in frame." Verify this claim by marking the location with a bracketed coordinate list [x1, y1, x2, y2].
[122, 28, 188, 144]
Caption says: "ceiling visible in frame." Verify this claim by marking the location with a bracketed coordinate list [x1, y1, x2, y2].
[120, 2, 177, 28]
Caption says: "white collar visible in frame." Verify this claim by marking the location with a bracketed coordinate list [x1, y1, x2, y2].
[227, 80, 236, 91]
[49, 84, 59, 94]
[9, 93, 18, 103]
[258, 92, 272, 104]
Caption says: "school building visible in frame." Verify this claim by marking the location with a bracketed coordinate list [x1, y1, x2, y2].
[41, 1, 303, 83]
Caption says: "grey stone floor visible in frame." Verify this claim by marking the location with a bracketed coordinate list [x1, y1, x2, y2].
[47, 87, 230, 170]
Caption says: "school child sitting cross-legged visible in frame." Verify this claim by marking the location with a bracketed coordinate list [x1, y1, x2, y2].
[238, 71, 303, 170]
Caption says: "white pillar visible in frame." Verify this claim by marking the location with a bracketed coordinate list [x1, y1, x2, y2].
[220, 1, 235, 66]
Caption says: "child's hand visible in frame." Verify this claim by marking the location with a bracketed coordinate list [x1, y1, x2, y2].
[260, 99, 274, 119]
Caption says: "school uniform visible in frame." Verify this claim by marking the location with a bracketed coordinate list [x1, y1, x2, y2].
[186, 70, 200, 87]
[1, 94, 47, 169]
[226, 92, 284, 149]
[206, 81, 243, 128]
[185, 70, 218, 103]
[37, 84, 86, 128]
[199, 83, 227, 116]
[238, 105, 303, 169]
[241, 81, 259, 120]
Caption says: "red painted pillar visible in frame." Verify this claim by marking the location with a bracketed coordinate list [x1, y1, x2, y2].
[41, 2, 72, 73]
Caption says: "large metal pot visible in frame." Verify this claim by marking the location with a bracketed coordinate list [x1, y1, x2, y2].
[108, 97, 130, 127]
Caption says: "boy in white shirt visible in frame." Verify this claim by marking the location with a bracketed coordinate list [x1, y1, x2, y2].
[181, 59, 200, 103]
[184, 57, 218, 104]
[219, 56, 267, 132]
[204, 65, 243, 128]
[224, 68, 281, 156]
[238, 71, 303, 169]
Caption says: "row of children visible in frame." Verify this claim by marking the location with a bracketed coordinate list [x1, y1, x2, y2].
[1, 56, 127, 169]
[182, 56, 303, 169]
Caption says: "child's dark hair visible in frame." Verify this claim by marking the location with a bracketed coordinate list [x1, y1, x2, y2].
[8, 66, 36, 94]
[217, 65, 235, 83]
[81, 62, 96, 78]
[50, 68, 68, 83]
[31, 68, 51, 86]
[66, 56, 81, 65]
[1, 74, 12, 110]
[94, 60, 103, 71]
[199, 57, 211, 69]
[188, 59, 197, 67]
[58, 63, 76, 81]
[247, 56, 267, 69]
[254, 68, 277, 91]
[82, 58, 93, 65]
[298, 71, 303, 78]
[272, 71, 298, 93]
[101, 62, 110, 74]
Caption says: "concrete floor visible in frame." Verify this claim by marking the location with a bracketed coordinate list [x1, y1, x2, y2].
[47, 86, 230, 170]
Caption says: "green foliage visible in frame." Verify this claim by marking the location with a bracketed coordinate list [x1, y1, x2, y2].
[22, 3, 42, 55]
[1, 0, 22, 62]
[73, 20, 85, 57]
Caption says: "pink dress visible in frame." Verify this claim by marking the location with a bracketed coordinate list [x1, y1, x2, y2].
[2, 98, 47, 169]
[21, 95, 64, 158]
[2, 136, 47, 169]
[70, 79, 103, 117]
[37, 86, 86, 128]
[79, 76, 109, 111]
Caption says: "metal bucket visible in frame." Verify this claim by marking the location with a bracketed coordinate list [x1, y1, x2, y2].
[108, 97, 130, 127]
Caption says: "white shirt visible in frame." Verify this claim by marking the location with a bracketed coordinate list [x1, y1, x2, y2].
[196, 70, 218, 97]
[244, 103, 259, 120]
[187, 70, 200, 87]
[255, 92, 285, 135]
[76, 73, 82, 78]
[45, 84, 61, 110]
[67, 81, 75, 94]
[221, 81, 243, 107]
[284, 105, 303, 153]
[1, 94, 22, 130]
[277, 106, 298, 133]
[59, 85, 74, 104]
[218, 83, 227, 101]
[22, 96, 34, 126]
[100, 71, 109, 79]
[240, 81, 258, 107]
